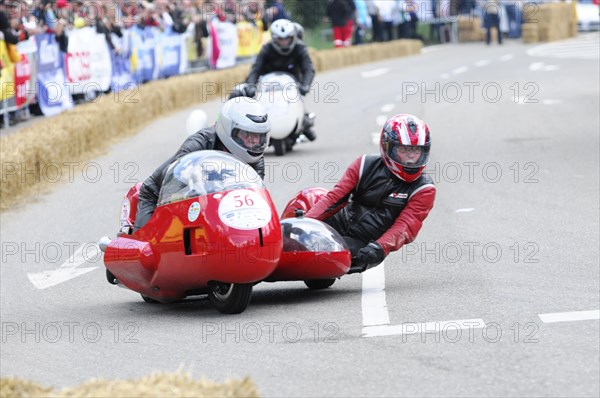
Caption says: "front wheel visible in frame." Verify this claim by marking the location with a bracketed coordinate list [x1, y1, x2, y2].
[208, 282, 253, 314]
[273, 139, 286, 156]
[304, 279, 336, 290]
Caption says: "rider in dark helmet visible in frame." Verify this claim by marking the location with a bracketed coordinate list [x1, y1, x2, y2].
[134, 97, 271, 230]
[231, 19, 317, 141]
[305, 113, 436, 273]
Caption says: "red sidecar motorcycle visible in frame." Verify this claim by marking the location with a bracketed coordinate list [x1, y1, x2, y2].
[100, 151, 350, 314]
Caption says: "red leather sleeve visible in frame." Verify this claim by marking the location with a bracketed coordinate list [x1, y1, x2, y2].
[304, 157, 362, 221]
[376, 186, 436, 255]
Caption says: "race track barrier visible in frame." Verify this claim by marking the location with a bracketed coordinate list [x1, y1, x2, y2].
[0, 39, 421, 209]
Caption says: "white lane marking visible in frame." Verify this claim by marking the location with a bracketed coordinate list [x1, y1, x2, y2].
[421, 46, 442, 53]
[475, 59, 490, 67]
[371, 132, 380, 145]
[361, 262, 390, 327]
[543, 65, 559, 71]
[528, 36, 600, 60]
[363, 319, 486, 338]
[452, 66, 469, 75]
[361, 68, 390, 78]
[381, 103, 395, 113]
[500, 54, 514, 61]
[27, 245, 100, 290]
[539, 310, 600, 323]
[455, 208, 475, 213]
[542, 99, 563, 105]
[376, 115, 388, 126]
[529, 62, 545, 71]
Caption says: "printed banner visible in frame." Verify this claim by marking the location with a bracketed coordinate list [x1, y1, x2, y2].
[35, 33, 73, 116]
[210, 20, 238, 69]
[66, 27, 112, 94]
[236, 21, 264, 58]
[14, 55, 31, 107]
[0, 40, 16, 101]
[17, 37, 39, 106]
[157, 28, 182, 78]
[129, 26, 158, 83]
[110, 32, 135, 91]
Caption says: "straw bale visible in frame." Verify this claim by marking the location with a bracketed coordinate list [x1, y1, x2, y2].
[0, 372, 259, 398]
[521, 23, 540, 43]
[0, 377, 54, 398]
[457, 18, 477, 31]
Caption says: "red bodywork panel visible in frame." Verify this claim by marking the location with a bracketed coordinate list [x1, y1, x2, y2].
[104, 188, 282, 302]
[266, 251, 351, 281]
[104, 184, 352, 303]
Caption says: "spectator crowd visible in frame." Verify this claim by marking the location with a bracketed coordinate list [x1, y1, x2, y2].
[0, 0, 294, 127]
[2, 0, 530, 128]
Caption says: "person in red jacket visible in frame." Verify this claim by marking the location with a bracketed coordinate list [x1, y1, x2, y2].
[305, 113, 436, 273]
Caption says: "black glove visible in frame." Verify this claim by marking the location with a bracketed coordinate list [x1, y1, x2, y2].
[244, 84, 257, 98]
[351, 242, 385, 272]
[299, 85, 309, 96]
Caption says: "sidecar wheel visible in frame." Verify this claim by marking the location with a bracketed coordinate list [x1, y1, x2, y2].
[273, 140, 286, 156]
[106, 269, 119, 285]
[208, 283, 253, 314]
[141, 294, 159, 304]
[304, 279, 336, 290]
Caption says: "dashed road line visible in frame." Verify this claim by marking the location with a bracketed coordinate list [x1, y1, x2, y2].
[363, 319, 487, 338]
[539, 310, 600, 323]
[361, 263, 390, 328]
[381, 104, 395, 113]
[361, 68, 390, 78]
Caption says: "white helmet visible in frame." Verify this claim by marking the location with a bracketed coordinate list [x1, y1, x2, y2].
[215, 97, 271, 164]
[293, 22, 305, 41]
[270, 19, 297, 55]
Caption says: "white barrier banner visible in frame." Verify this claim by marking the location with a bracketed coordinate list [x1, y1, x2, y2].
[206, 20, 238, 70]
[66, 27, 112, 94]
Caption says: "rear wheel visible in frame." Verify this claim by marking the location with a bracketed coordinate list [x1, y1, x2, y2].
[273, 139, 286, 156]
[285, 136, 296, 151]
[304, 279, 336, 290]
[141, 294, 159, 303]
[208, 282, 253, 314]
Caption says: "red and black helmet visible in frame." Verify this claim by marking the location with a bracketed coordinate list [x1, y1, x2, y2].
[380, 114, 431, 182]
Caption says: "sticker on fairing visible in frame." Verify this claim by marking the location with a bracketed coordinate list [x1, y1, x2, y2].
[120, 198, 131, 227]
[188, 202, 201, 222]
[218, 189, 272, 230]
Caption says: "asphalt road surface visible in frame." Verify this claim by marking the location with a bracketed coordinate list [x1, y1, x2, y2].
[1, 33, 599, 397]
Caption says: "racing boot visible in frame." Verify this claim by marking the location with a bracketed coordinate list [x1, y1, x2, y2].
[302, 112, 317, 141]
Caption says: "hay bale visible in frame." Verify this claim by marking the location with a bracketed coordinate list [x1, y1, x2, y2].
[0, 377, 54, 398]
[57, 372, 259, 398]
[0, 372, 259, 398]
[457, 17, 477, 31]
[521, 23, 539, 43]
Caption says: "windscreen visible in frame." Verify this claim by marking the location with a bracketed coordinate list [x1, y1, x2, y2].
[281, 218, 349, 253]
[158, 151, 264, 206]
